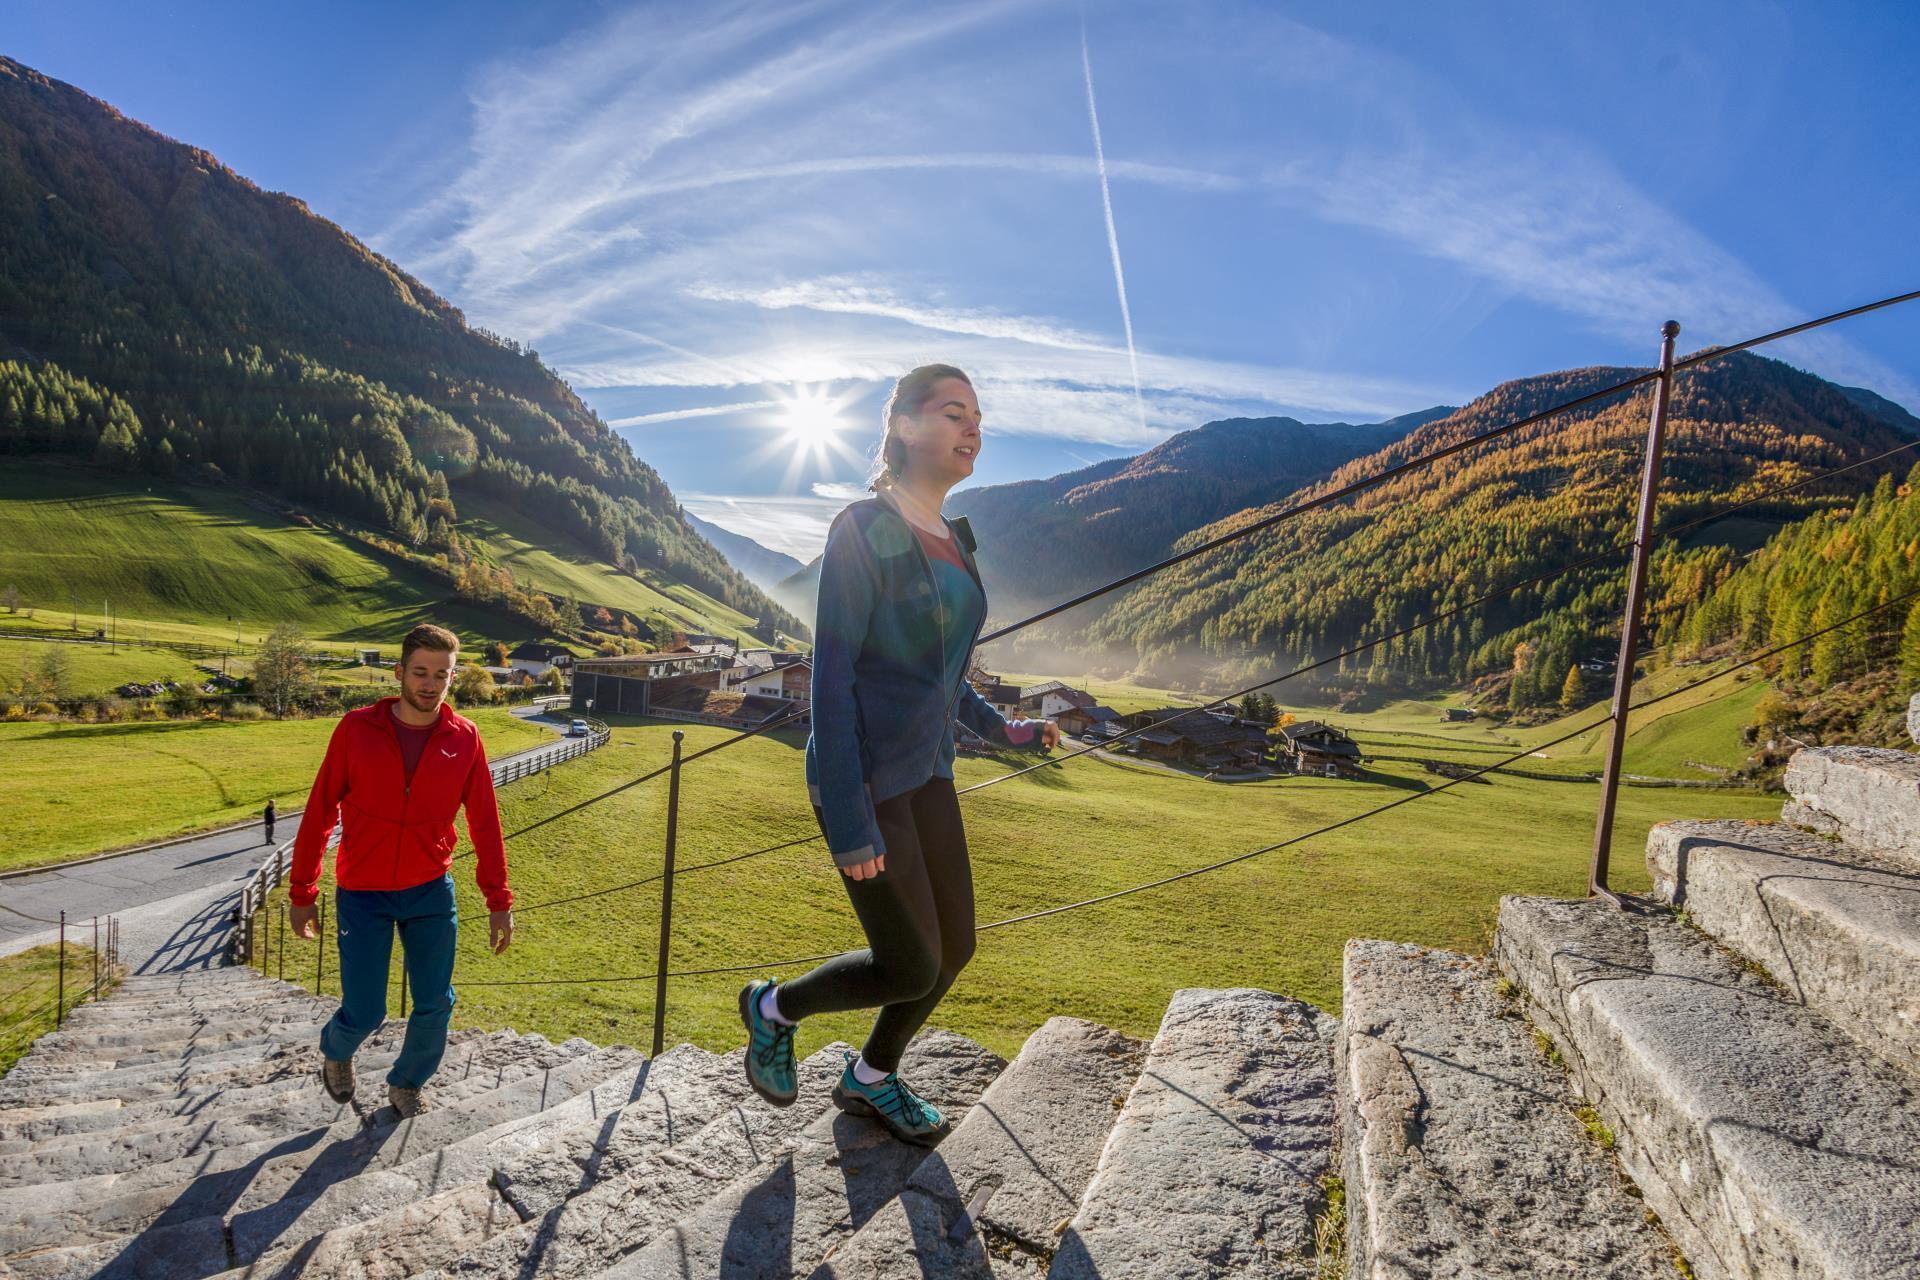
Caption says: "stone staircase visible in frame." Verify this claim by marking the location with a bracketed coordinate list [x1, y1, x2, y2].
[2, 730, 1916, 1278]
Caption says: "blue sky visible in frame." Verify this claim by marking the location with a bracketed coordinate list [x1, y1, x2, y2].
[11, 1, 1919, 558]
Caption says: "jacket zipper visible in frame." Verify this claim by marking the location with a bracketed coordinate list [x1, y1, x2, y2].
[381, 703, 448, 884]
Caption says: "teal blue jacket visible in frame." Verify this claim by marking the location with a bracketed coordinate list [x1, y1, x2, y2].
[804, 492, 1045, 867]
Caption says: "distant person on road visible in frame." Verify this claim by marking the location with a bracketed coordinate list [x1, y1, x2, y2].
[262, 799, 276, 846]
[288, 623, 514, 1117]
[738, 365, 1058, 1147]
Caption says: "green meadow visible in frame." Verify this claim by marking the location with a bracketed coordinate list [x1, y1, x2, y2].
[251, 704, 1778, 1062]
[0, 942, 112, 1076]
[0, 707, 551, 871]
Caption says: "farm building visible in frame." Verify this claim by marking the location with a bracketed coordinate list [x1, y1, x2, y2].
[1116, 708, 1269, 771]
[570, 650, 733, 716]
[1055, 704, 1121, 737]
[508, 641, 574, 679]
[1276, 720, 1365, 778]
[1020, 680, 1097, 719]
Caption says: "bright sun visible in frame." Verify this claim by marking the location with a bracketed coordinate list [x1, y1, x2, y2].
[773, 386, 847, 443]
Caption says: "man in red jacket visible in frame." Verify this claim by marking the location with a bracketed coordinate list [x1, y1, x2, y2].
[289, 623, 514, 1116]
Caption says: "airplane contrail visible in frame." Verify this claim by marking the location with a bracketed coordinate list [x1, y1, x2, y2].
[1080, 17, 1149, 439]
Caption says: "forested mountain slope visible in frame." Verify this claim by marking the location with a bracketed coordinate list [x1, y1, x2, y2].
[1035, 354, 1913, 704]
[0, 56, 802, 643]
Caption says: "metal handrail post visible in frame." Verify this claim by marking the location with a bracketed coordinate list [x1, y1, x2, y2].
[56, 912, 65, 1029]
[316, 897, 326, 996]
[92, 917, 99, 999]
[651, 731, 685, 1058]
[278, 902, 286, 982]
[1590, 320, 1681, 905]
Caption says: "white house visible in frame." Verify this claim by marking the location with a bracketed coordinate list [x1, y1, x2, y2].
[508, 642, 574, 679]
[1019, 680, 1096, 720]
[737, 657, 812, 702]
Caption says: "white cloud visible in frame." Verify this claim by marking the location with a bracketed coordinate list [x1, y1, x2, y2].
[811, 481, 866, 500]
[677, 491, 850, 561]
[607, 400, 782, 429]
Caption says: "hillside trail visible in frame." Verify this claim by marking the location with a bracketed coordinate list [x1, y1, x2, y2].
[3, 697, 1916, 1276]
[0, 706, 571, 972]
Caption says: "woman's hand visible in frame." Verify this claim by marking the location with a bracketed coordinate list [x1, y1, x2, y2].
[842, 854, 888, 881]
[1039, 721, 1061, 751]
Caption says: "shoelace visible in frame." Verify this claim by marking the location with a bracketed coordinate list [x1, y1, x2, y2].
[866, 1076, 936, 1127]
[753, 1018, 796, 1069]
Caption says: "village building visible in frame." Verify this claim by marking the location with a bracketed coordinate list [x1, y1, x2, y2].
[1020, 680, 1097, 719]
[569, 650, 733, 716]
[1056, 704, 1122, 738]
[735, 657, 812, 703]
[969, 670, 1025, 720]
[507, 641, 574, 679]
[1116, 707, 1269, 772]
[481, 664, 536, 688]
[1276, 720, 1366, 778]
[1441, 707, 1477, 722]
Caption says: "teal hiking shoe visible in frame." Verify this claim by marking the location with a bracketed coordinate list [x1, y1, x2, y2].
[739, 979, 798, 1107]
[831, 1052, 951, 1147]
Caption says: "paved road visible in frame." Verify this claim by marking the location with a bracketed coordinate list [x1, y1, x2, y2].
[0, 706, 577, 972]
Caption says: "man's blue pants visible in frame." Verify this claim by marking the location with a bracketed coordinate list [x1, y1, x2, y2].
[319, 874, 458, 1089]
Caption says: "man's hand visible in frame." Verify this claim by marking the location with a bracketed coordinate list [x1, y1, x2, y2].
[841, 855, 887, 882]
[290, 903, 320, 940]
[1039, 720, 1062, 751]
[489, 910, 514, 955]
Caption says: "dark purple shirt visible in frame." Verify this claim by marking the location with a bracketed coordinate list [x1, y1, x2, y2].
[392, 712, 436, 782]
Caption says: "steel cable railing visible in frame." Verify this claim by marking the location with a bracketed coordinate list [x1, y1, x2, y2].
[462, 581, 1916, 990]
[494, 286, 1920, 852]
[494, 415, 1920, 918]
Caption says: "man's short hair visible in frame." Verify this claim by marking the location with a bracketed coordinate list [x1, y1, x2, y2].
[400, 624, 460, 667]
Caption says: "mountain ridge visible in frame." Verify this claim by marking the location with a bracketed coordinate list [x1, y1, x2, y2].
[0, 54, 803, 645]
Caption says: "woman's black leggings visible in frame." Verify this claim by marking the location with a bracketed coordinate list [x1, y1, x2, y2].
[774, 776, 975, 1073]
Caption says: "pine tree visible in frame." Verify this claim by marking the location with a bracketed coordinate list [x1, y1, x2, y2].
[1559, 664, 1586, 714]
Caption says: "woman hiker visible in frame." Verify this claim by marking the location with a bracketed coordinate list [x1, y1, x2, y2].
[738, 365, 1059, 1146]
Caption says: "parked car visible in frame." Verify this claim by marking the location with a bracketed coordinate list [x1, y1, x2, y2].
[568, 718, 590, 737]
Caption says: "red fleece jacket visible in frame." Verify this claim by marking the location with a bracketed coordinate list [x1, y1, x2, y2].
[289, 698, 512, 911]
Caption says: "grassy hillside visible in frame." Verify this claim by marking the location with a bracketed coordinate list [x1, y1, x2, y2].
[0, 705, 551, 870]
[456, 492, 766, 646]
[250, 694, 1776, 1060]
[0, 464, 510, 648]
[0, 638, 209, 696]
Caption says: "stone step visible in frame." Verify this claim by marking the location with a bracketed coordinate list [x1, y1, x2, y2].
[812, 1017, 1145, 1279]
[1783, 745, 1920, 866]
[21, 1009, 333, 1063]
[429, 1045, 852, 1280]
[4, 1021, 335, 1076]
[1047, 988, 1337, 1280]
[213, 1045, 743, 1280]
[1647, 818, 1920, 1078]
[592, 1031, 1005, 1280]
[0, 1030, 521, 1142]
[1496, 894, 1920, 1280]
[0, 1043, 632, 1262]
[0, 1033, 589, 1183]
[57, 986, 323, 1020]
[222, 1045, 696, 1270]
[1338, 940, 1673, 1279]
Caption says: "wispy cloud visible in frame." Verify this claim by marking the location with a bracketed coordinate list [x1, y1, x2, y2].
[686, 278, 1112, 351]
[677, 491, 849, 560]
[608, 400, 782, 429]
[811, 481, 866, 500]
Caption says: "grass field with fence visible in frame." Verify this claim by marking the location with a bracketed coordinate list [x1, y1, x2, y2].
[0, 706, 554, 871]
[0, 941, 114, 1075]
[248, 700, 1778, 1063]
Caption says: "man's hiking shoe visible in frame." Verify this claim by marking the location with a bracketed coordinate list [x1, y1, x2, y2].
[831, 1053, 951, 1147]
[739, 979, 798, 1106]
[387, 1084, 428, 1118]
[320, 1055, 355, 1104]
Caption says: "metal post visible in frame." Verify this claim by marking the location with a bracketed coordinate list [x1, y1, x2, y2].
[92, 917, 99, 999]
[650, 731, 685, 1058]
[1590, 320, 1681, 906]
[56, 911, 65, 1030]
[316, 897, 326, 996]
[278, 903, 286, 982]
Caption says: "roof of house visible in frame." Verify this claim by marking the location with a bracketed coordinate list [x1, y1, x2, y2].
[1128, 711, 1266, 749]
[1280, 720, 1352, 742]
[508, 641, 572, 661]
[650, 686, 792, 725]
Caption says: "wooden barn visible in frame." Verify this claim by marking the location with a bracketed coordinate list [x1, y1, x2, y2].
[1117, 708, 1270, 771]
[1276, 720, 1365, 778]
